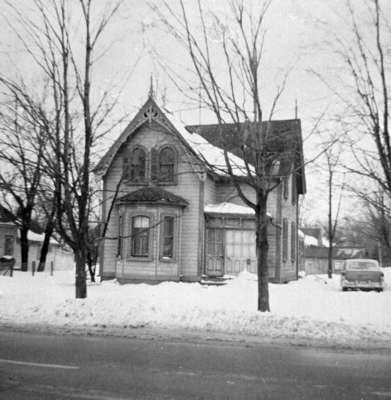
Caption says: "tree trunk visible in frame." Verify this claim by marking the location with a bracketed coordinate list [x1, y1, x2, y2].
[20, 227, 29, 272]
[87, 252, 95, 283]
[328, 170, 333, 279]
[37, 222, 54, 272]
[256, 195, 270, 312]
[327, 242, 333, 279]
[75, 248, 87, 299]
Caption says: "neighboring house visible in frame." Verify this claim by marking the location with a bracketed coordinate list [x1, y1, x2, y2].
[12, 231, 74, 272]
[0, 206, 17, 259]
[94, 93, 306, 283]
[301, 227, 323, 246]
[0, 205, 73, 271]
[304, 246, 367, 275]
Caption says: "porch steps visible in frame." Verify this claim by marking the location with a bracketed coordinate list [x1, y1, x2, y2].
[200, 275, 233, 286]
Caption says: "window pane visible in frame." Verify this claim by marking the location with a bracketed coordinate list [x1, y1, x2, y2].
[133, 216, 149, 228]
[131, 216, 150, 257]
[162, 216, 174, 258]
[4, 236, 14, 256]
[283, 219, 288, 262]
[159, 147, 175, 182]
[291, 222, 296, 261]
[163, 237, 173, 258]
[130, 148, 146, 182]
[164, 216, 174, 236]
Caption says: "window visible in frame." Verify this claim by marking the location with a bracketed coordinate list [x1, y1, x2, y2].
[123, 148, 146, 183]
[161, 216, 175, 259]
[130, 148, 146, 183]
[283, 176, 289, 200]
[282, 218, 288, 262]
[130, 216, 150, 257]
[117, 215, 123, 257]
[291, 174, 296, 205]
[4, 235, 14, 256]
[159, 146, 175, 183]
[291, 221, 296, 262]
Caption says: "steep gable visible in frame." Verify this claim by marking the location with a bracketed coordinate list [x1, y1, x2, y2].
[0, 205, 15, 224]
[94, 96, 252, 179]
[94, 97, 200, 177]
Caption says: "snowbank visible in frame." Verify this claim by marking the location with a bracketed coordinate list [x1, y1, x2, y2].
[0, 269, 391, 348]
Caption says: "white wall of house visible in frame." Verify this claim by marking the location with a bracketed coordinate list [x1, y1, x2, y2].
[101, 121, 203, 281]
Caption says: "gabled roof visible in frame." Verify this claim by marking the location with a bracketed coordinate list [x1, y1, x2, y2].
[94, 96, 249, 178]
[117, 187, 188, 207]
[0, 204, 15, 224]
[94, 95, 306, 194]
[186, 120, 306, 194]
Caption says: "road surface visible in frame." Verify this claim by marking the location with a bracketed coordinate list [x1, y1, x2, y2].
[0, 329, 390, 399]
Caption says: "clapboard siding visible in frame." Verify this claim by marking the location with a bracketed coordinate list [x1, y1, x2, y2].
[101, 121, 202, 280]
[215, 182, 278, 219]
[278, 174, 299, 282]
[98, 99, 302, 284]
[204, 176, 216, 205]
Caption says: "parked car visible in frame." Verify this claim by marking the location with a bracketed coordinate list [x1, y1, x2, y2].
[340, 259, 384, 292]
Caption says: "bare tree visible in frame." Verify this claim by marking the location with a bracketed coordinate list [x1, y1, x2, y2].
[2, 0, 125, 297]
[152, 0, 302, 311]
[0, 88, 47, 271]
[323, 145, 345, 278]
[324, 0, 391, 214]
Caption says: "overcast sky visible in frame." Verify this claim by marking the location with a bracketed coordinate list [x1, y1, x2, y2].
[0, 0, 385, 225]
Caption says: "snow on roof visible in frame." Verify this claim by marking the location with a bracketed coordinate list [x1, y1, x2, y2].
[17, 230, 58, 245]
[298, 229, 305, 239]
[165, 113, 254, 177]
[94, 97, 255, 178]
[204, 202, 272, 218]
[304, 235, 318, 246]
[205, 202, 255, 215]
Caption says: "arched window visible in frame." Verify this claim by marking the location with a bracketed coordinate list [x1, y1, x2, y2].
[130, 215, 150, 257]
[130, 148, 146, 183]
[159, 146, 175, 183]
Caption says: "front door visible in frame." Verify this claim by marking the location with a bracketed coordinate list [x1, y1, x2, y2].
[205, 228, 224, 277]
[225, 230, 257, 274]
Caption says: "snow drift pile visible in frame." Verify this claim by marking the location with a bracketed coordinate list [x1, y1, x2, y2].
[0, 269, 390, 347]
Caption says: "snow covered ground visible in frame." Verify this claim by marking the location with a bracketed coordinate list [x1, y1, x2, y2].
[0, 269, 391, 348]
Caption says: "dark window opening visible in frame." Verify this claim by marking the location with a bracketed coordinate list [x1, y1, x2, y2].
[291, 221, 296, 261]
[4, 236, 14, 256]
[162, 216, 174, 258]
[117, 215, 123, 257]
[283, 176, 289, 200]
[291, 174, 296, 205]
[131, 216, 150, 257]
[282, 218, 288, 262]
[159, 147, 175, 183]
[130, 148, 146, 183]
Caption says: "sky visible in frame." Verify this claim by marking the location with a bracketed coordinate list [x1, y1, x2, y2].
[0, 0, 386, 225]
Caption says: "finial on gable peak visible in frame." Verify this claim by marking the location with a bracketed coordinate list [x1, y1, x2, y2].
[148, 74, 154, 99]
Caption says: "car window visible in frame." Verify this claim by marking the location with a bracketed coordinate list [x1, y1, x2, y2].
[346, 260, 379, 271]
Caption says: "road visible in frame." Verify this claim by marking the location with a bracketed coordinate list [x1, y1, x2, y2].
[0, 329, 390, 399]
